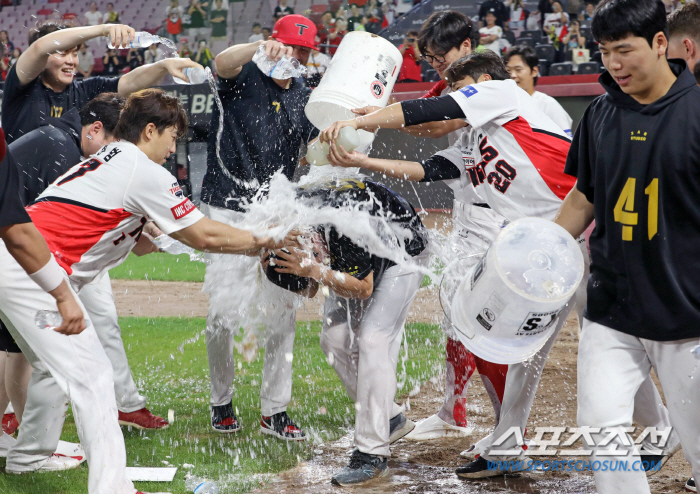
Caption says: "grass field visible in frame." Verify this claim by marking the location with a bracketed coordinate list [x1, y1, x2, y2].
[111, 253, 206, 282]
[0, 317, 444, 494]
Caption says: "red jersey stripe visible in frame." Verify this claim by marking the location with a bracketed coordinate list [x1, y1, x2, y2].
[26, 200, 132, 275]
[502, 117, 575, 200]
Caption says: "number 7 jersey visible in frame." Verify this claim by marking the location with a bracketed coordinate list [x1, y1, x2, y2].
[26, 141, 204, 291]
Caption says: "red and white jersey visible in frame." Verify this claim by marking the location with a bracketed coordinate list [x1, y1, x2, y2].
[26, 141, 204, 290]
[438, 79, 575, 221]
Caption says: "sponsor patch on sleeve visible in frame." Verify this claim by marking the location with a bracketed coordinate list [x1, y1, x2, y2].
[171, 199, 196, 220]
[460, 85, 478, 98]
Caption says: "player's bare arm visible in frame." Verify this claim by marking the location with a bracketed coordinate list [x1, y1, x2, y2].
[16, 24, 135, 86]
[214, 39, 291, 80]
[321, 102, 407, 142]
[117, 58, 204, 95]
[553, 185, 595, 239]
[273, 247, 374, 299]
[0, 222, 85, 335]
[169, 217, 281, 255]
[327, 142, 426, 181]
[131, 233, 160, 256]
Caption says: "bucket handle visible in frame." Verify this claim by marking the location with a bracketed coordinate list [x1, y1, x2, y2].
[438, 254, 483, 337]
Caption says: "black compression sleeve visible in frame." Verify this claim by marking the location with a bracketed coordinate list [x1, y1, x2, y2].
[402, 96, 466, 127]
[420, 154, 462, 182]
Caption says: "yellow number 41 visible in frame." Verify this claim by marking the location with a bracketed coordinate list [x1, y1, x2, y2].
[613, 177, 658, 241]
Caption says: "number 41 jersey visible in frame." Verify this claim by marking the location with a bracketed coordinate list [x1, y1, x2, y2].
[26, 141, 204, 291]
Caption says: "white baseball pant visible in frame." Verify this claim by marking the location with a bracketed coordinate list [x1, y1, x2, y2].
[201, 204, 297, 415]
[320, 251, 428, 457]
[0, 241, 135, 494]
[577, 319, 700, 494]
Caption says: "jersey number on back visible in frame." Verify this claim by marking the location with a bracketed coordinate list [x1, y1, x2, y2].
[56, 159, 103, 186]
[613, 177, 658, 241]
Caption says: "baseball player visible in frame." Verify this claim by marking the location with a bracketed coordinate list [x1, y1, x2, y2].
[200, 15, 319, 438]
[555, 0, 700, 492]
[0, 88, 285, 493]
[265, 177, 429, 485]
[323, 51, 677, 478]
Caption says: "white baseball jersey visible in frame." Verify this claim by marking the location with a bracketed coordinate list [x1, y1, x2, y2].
[531, 90, 573, 137]
[27, 141, 204, 290]
[438, 80, 576, 221]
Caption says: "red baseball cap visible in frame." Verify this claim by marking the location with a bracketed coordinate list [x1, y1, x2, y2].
[271, 14, 318, 50]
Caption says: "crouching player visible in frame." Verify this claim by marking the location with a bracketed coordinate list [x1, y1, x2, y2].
[0, 88, 284, 494]
[266, 178, 429, 486]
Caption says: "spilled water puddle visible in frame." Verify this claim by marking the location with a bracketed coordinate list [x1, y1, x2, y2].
[252, 429, 597, 494]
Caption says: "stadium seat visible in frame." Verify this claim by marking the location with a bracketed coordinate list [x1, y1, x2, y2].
[520, 29, 542, 43]
[549, 62, 573, 76]
[515, 37, 534, 48]
[538, 61, 548, 76]
[535, 44, 555, 63]
[576, 62, 600, 74]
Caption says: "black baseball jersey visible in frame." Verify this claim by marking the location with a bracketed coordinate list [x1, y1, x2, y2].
[200, 61, 318, 212]
[0, 130, 32, 229]
[9, 108, 83, 206]
[565, 61, 700, 341]
[1, 64, 119, 144]
[299, 178, 428, 287]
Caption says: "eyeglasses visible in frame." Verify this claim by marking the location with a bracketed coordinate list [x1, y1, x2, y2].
[421, 52, 447, 64]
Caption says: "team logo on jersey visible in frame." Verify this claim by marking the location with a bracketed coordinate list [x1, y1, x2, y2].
[463, 155, 476, 170]
[371, 81, 384, 99]
[169, 183, 184, 198]
[103, 147, 122, 162]
[460, 86, 478, 98]
[171, 198, 196, 219]
[630, 130, 647, 141]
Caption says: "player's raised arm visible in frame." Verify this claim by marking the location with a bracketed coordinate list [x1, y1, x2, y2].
[214, 38, 291, 80]
[117, 58, 203, 95]
[169, 217, 280, 255]
[16, 24, 135, 86]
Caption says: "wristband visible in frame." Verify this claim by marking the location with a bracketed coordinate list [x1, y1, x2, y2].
[28, 255, 65, 293]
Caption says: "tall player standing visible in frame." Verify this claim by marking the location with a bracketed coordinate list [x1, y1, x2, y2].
[555, 1, 700, 492]
[0, 89, 285, 494]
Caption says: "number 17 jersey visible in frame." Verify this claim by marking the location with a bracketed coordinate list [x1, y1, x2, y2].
[26, 141, 204, 291]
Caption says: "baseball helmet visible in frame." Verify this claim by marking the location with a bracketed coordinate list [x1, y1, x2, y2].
[265, 249, 310, 292]
[271, 14, 318, 50]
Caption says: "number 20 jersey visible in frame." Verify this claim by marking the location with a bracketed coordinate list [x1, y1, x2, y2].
[438, 80, 576, 221]
[26, 141, 204, 291]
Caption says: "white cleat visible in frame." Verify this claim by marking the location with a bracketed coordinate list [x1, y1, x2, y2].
[460, 433, 531, 460]
[404, 414, 473, 441]
[55, 440, 87, 464]
[6, 454, 81, 474]
[0, 432, 17, 457]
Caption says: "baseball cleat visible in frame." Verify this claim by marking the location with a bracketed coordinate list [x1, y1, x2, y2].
[640, 441, 681, 477]
[0, 432, 17, 457]
[211, 402, 241, 433]
[685, 477, 696, 492]
[54, 440, 87, 463]
[118, 408, 169, 430]
[2, 413, 18, 435]
[389, 413, 415, 444]
[331, 450, 389, 486]
[6, 454, 81, 474]
[456, 456, 509, 479]
[260, 411, 305, 441]
[404, 414, 472, 441]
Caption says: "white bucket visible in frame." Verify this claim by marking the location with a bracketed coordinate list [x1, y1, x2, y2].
[450, 218, 584, 365]
[305, 32, 402, 151]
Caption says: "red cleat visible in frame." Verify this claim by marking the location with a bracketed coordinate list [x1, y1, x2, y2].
[2, 413, 19, 435]
[118, 408, 169, 430]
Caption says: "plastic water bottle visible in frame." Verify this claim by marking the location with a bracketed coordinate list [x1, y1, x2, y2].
[692, 344, 700, 360]
[185, 476, 219, 494]
[35, 310, 62, 330]
[108, 31, 159, 49]
[252, 44, 306, 79]
[306, 127, 361, 166]
[174, 66, 211, 85]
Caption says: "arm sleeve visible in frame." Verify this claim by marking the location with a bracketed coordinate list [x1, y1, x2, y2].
[124, 160, 204, 235]
[402, 96, 466, 127]
[564, 105, 595, 203]
[448, 80, 520, 129]
[2, 64, 33, 102]
[420, 147, 462, 182]
[328, 228, 373, 281]
[218, 60, 254, 91]
[0, 150, 32, 229]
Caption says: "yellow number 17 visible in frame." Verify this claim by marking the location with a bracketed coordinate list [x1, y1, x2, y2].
[613, 177, 658, 241]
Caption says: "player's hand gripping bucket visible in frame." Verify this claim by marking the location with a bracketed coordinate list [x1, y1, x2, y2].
[450, 218, 584, 364]
[305, 32, 402, 151]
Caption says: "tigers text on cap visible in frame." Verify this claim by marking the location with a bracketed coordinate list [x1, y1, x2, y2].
[271, 14, 318, 50]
